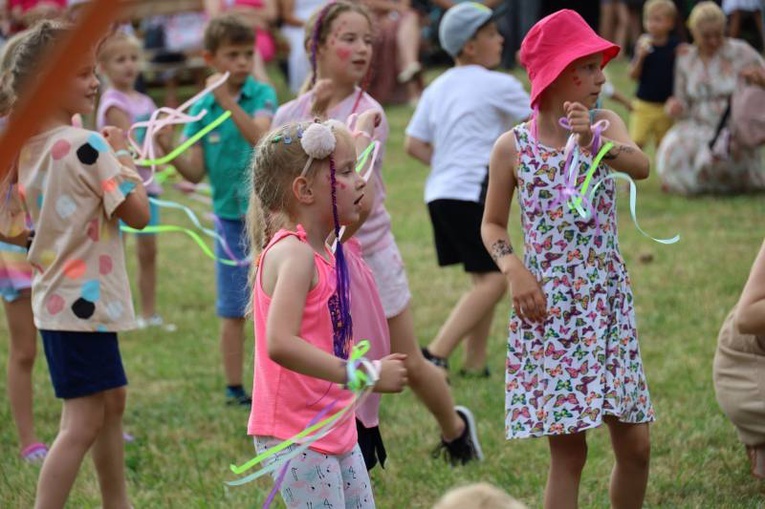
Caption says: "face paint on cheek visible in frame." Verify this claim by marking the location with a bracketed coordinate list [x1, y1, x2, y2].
[336, 47, 351, 61]
[572, 70, 582, 87]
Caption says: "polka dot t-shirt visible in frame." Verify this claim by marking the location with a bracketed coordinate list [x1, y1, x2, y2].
[13, 126, 142, 331]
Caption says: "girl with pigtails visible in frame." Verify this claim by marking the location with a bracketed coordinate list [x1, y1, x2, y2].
[245, 113, 407, 508]
[273, 0, 484, 467]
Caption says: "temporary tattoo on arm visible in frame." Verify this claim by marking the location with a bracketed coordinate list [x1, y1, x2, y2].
[602, 144, 635, 160]
[490, 240, 514, 261]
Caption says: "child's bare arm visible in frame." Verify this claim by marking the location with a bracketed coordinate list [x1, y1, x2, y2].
[0, 230, 30, 247]
[265, 239, 406, 391]
[101, 126, 150, 229]
[157, 137, 205, 183]
[737, 240, 765, 335]
[565, 104, 649, 180]
[482, 131, 547, 323]
[404, 135, 432, 165]
[112, 151, 150, 229]
[104, 106, 132, 132]
[208, 73, 272, 145]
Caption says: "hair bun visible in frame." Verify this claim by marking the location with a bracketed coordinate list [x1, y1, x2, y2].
[300, 122, 336, 159]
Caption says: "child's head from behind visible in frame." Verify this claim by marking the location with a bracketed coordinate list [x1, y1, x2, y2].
[0, 30, 33, 116]
[97, 31, 142, 90]
[439, 3, 503, 68]
[520, 9, 619, 109]
[247, 120, 361, 250]
[203, 13, 256, 87]
[0, 20, 98, 119]
[304, 1, 373, 88]
[433, 482, 528, 509]
[643, 0, 677, 38]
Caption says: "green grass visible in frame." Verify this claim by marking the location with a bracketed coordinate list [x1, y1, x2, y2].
[2, 59, 765, 508]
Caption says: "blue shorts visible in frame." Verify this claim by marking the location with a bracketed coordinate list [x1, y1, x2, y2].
[41, 330, 127, 399]
[215, 217, 250, 318]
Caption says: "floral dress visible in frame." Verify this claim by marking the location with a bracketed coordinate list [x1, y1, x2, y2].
[656, 39, 764, 195]
[505, 123, 655, 439]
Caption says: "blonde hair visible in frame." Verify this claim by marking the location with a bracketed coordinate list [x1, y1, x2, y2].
[432, 483, 528, 509]
[643, 0, 677, 24]
[97, 30, 142, 64]
[300, 1, 373, 95]
[245, 120, 353, 313]
[0, 31, 33, 116]
[687, 1, 726, 32]
[0, 20, 70, 116]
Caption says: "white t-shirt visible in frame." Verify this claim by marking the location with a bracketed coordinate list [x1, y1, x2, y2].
[406, 65, 531, 204]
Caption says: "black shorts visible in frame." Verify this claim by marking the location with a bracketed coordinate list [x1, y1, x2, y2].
[41, 330, 127, 399]
[427, 199, 499, 273]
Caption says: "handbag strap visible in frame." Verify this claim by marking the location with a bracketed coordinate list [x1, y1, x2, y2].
[708, 96, 732, 151]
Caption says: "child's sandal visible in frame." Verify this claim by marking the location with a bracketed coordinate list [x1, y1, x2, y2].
[20, 443, 48, 463]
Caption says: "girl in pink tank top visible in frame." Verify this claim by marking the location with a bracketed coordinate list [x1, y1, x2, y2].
[244, 116, 406, 508]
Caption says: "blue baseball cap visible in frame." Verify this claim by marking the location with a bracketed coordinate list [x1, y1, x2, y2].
[438, 2, 499, 58]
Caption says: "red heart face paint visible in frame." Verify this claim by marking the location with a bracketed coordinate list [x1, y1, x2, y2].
[571, 69, 582, 87]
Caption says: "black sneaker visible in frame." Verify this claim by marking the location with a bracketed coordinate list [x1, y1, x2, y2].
[225, 388, 252, 407]
[431, 405, 484, 465]
[421, 347, 449, 370]
[458, 366, 490, 379]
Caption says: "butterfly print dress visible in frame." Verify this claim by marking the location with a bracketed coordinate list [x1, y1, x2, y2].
[505, 123, 655, 439]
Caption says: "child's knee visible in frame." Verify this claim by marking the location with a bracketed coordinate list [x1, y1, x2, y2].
[9, 342, 36, 369]
[622, 435, 651, 468]
[550, 436, 588, 472]
[104, 387, 127, 418]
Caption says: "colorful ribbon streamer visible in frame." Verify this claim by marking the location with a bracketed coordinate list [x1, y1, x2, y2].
[120, 197, 250, 267]
[553, 118, 680, 245]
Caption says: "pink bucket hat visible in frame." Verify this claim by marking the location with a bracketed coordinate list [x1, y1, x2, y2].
[520, 9, 620, 108]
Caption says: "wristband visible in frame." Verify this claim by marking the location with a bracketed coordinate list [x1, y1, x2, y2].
[114, 149, 132, 159]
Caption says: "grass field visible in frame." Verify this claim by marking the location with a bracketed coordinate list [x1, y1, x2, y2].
[1, 59, 765, 508]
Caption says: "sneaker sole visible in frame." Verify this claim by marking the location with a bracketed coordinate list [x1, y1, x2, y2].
[455, 405, 484, 461]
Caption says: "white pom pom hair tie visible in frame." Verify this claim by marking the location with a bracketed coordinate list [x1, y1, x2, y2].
[300, 121, 339, 177]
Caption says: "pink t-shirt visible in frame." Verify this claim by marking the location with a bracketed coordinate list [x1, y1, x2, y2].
[97, 87, 162, 195]
[9, 0, 66, 12]
[272, 89, 393, 255]
[248, 226, 357, 455]
[345, 238, 390, 428]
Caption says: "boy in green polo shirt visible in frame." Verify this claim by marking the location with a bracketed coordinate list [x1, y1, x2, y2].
[159, 13, 277, 406]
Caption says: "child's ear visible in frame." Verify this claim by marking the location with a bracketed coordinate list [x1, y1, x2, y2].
[292, 176, 315, 204]
[202, 50, 215, 66]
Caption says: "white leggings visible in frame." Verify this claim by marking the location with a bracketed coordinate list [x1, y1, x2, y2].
[254, 436, 375, 509]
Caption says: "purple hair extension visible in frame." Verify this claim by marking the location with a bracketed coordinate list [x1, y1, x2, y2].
[329, 154, 353, 359]
[309, 2, 334, 89]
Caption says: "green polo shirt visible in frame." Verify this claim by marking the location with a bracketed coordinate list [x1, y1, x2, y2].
[183, 76, 277, 219]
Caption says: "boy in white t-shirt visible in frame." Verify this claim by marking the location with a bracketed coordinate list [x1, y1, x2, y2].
[405, 2, 530, 376]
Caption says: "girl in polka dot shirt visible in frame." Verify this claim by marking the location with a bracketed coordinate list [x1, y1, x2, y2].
[0, 21, 148, 508]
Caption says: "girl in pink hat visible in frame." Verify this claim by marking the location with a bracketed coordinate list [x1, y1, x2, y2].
[482, 9, 655, 509]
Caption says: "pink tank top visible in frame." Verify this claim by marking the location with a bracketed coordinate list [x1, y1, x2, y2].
[247, 226, 357, 455]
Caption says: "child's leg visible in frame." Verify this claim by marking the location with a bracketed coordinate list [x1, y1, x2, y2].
[91, 387, 130, 509]
[135, 234, 157, 319]
[462, 302, 496, 372]
[388, 306, 464, 441]
[220, 317, 246, 387]
[34, 393, 107, 508]
[605, 419, 650, 509]
[545, 432, 588, 509]
[729, 10, 742, 39]
[4, 294, 41, 451]
[339, 444, 375, 508]
[426, 272, 507, 364]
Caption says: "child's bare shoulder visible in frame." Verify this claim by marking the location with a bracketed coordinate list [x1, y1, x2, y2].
[262, 233, 316, 272]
